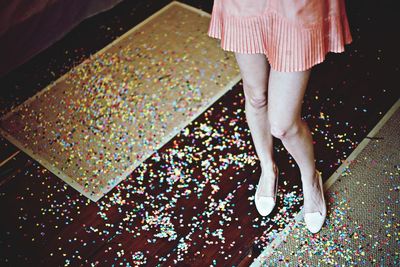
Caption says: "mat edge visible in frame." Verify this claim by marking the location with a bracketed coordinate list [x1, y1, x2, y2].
[0, 1, 209, 122]
[96, 74, 242, 201]
[250, 98, 400, 265]
[0, 127, 100, 201]
[0, 1, 235, 202]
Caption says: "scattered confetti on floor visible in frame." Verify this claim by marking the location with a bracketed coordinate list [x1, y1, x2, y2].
[0, 2, 240, 201]
[264, 106, 400, 267]
[1, 1, 399, 266]
[2, 78, 395, 265]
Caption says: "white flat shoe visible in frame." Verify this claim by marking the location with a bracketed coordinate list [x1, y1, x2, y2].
[304, 170, 327, 234]
[254, 165, 279, 216]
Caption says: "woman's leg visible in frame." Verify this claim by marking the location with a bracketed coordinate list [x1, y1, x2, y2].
[267, 69, 324, 214]
[234, 52, 277, 197]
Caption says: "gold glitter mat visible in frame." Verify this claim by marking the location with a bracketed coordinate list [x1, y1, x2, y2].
[0, 1, 241, 201]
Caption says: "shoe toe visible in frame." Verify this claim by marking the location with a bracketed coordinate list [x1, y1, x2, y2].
[304, 212, 325, 233]
[255, 196, 275, 216]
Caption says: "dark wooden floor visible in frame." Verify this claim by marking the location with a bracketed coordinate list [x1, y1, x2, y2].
[0, 0, 399, 266]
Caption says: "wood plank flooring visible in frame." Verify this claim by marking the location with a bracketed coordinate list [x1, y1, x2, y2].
[1, 0, 399, 266]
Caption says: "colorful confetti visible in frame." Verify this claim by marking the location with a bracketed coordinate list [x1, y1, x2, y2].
[0, 3, 240, 201]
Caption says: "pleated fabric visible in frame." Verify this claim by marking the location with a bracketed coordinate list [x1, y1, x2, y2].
[207, 0, 353, 72]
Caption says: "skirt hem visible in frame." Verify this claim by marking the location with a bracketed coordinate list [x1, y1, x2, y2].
[207, 7, 353, 72]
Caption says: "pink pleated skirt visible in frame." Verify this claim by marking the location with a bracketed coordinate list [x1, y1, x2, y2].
[207, 0, 353, 72]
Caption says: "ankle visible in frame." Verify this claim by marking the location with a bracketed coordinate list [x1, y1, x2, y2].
[302, 170, 320, 192]
[261, 161, 278, 174]
[301, 167, 317, 181]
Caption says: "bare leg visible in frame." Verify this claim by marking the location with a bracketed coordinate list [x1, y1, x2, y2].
[234, 52, 277, 197]
[267, 69, 324, 214]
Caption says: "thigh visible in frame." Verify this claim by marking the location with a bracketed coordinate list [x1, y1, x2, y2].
[267, 69, 312, 126]
[234, 53, 270, 99]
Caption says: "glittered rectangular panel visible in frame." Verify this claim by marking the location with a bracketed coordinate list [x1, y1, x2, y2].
[0, 1, 241, 201]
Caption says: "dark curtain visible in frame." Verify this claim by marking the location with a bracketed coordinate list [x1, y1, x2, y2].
[0, 0, 122, 77]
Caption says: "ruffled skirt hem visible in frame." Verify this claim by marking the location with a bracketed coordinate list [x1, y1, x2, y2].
[207, 6, 353, 72]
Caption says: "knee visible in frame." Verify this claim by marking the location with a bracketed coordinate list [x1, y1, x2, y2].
[247, 95, 268, 109]
[269, 120, 301, 139]
[243, 84, 268, 109]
